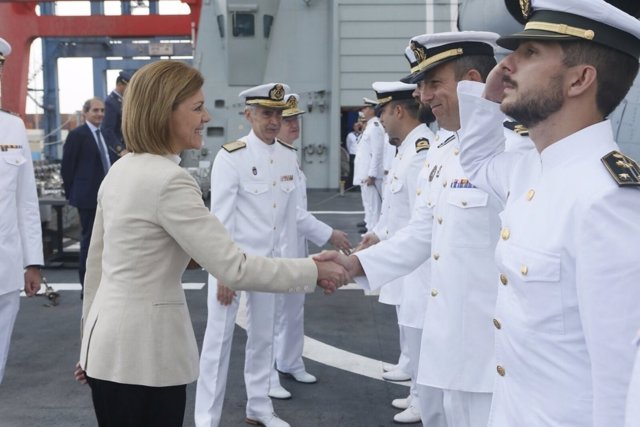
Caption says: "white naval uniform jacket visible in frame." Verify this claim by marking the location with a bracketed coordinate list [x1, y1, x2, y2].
[626, 333, 640, 427]
[458, 80, 640, 427]
[295, 168, 332, 256]
[375, 124, 431, 306]
[356, 123, 530, 393]
[210, 130, 299, 264]
[0, 111, 43, 295]
[353, 117, 385, 184]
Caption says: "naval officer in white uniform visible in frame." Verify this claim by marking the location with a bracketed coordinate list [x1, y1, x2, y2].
[268, 94, 351, 400]
[195, 83, 300, 427]
[455, 1, 640, 425]
[0, 37, 43, 384]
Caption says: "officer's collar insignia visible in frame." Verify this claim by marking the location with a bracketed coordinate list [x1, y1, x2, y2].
[519, 0, 531, 20]
[0, 144, 22, 151]
[269, 84, 285, 101]
[415, 137, 430, 153]
[601, 151, 640, 187]
[504, 120, 529, 136]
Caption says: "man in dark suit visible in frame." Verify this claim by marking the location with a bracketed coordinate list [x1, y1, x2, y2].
[102, 70, 133, 156]
[61, 98, 117, 295]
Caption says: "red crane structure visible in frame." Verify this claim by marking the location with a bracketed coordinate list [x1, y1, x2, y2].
[0, 0, 202, 117]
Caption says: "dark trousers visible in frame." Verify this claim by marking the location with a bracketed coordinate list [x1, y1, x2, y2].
[87, 376, 186, 427]
[77, 208, 96, 287]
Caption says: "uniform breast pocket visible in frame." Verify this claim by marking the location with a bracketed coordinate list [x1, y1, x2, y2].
[243, 182, 269, 196]
[445, 189, 491, 248]
[1, 155, 26, 191]
[390, 179, 404, 194]
[502, 244, 564, 335]
[279, 181, 296, 194]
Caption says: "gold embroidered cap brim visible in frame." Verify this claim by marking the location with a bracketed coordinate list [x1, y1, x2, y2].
[283, 108, 305, 118]
[245, 99, 289, 109]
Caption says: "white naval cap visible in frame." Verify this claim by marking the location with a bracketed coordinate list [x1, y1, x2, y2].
[239, 83, 291, 109]
[362, 97, 378, 107]
[282, 93, 305, 118]
[371, 81, 416, 107]
[401, 31, 499, 84]
[0, 38, 11, 63]
[500, 0, 640, 59]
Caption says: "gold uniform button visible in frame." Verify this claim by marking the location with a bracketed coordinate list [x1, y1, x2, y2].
[493, 319, 502, 329]
[501, 228, 511, 240]
[431, 289, 438, 297]
[500, 274, 508, 285]
[273, 181, 276, 187]
[433, 253, 440, 261]
[527, 189, 535, 201]
[520, 265, 528, 276]
[270, 159, 274, 164]
[497, 365, 506, 376]
[417, 189, 422, 196]
[273, 203, 276, 208]
[454, 148, 460, 156]
[442, 180, 447, 187]
[461, 201, 468, 207]
[437, 217, 443, 224]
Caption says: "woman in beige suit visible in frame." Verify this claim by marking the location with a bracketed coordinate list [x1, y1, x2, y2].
[74, 60, 348, 427]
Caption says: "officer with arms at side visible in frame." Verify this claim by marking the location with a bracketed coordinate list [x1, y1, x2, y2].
[268, 93, 351, 400]
[0, 36, 43, 384]
[454, 0, 640, 426]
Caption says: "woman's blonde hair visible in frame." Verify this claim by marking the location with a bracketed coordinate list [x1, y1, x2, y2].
[122, 60, 204, 154]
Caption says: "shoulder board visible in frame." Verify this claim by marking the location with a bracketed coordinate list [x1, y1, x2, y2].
[0, 108, 19, 117]
[277, 140, 297, 151]
[436, 134, 456, 149]
[503, 120, 529, 136]
[415, 137, 430, 153]
[373, 121, 380, 127]
[222, 140, 246, 153]
[601, 151, 640, 187]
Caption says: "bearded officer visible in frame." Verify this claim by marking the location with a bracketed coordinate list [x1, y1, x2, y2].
[455, 1, 640, 425]
[0, 37, 43, 383]
[195, 83, 300, 427]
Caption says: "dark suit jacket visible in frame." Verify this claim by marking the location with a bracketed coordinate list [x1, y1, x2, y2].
[102, 91, 124, 152]
[61, 123, 117, 209]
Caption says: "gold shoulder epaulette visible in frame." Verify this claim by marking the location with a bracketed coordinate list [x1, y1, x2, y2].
[601, 151, 640, 187]
[277, 140, 297, 151]
[415, 137, 430, 153]
[222, 140, 246, 153]
[0, 108, 19, 117]
[503, 120, 529, 136]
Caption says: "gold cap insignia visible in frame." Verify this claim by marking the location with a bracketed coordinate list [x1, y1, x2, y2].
[285, 95, 298, 110]
[269, 84, 285, 101]
[411, 41, 427, 65]
[519, 0, 531, 20]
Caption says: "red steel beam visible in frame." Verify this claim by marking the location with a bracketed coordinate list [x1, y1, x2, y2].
[0, 0, 201, 117]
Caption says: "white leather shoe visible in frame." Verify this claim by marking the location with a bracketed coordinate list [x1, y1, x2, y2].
[382, 368, 411, 382]
[289, 371, 317, 384]
[268, 385, 292, 400]
[246, 413, 291, 427]
[383, 362, 398, 372]
[391, 395, 411, 410]
[393, 405, 422, 424]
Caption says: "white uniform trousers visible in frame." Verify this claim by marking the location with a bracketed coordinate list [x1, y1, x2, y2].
[395, 306, 411, 374]
[360, 179, 382, 232]
[442, 390, 492, 427]
[0, 290, 20, 384]
[273, 292, 306, 374]
[404, 326, 422, 407]
[417, 384, 447, 427]
[195, 289, 277, 426]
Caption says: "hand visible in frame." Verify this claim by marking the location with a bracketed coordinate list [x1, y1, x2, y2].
[355, 233, 379, 252]
[313, 258, 350, 294]
[365, 176, 375, 186]
[74, 362, 87, 385]
[313, 250, 363, 279]
[217, 283, 236, 306]
[329, 229, 352, 254]
[483, 62, 507, 103]
[23, 266, 42, 297]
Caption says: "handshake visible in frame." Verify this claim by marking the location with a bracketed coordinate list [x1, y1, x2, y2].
[311, 250, 366, 294]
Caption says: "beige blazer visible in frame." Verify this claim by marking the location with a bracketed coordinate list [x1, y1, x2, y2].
[79, 153, 317, 387]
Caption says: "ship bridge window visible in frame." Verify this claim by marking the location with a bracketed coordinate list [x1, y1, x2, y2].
[232, 12, 255, 37]
[264, 15, 274, 38]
